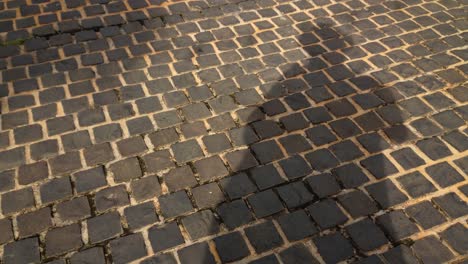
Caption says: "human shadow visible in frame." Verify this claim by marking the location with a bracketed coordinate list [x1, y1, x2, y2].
[191, 19, 422, 264]
[0, 1, 462, 263]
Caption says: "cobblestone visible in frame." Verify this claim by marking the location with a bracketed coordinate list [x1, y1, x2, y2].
[0, 0, 466, 262]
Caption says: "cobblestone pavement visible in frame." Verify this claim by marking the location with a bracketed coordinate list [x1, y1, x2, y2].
[0, 0, 467, 263]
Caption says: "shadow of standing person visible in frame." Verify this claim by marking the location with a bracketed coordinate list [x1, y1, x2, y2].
[207, 15, 425, 264]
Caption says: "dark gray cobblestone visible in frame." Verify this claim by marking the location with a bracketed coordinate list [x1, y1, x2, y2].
[0, 0, 467, 263]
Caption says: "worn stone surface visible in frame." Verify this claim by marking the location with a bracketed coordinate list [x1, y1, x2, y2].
[0, 0, 466, 262]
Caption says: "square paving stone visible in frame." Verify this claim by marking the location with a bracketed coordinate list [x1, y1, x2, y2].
[180, 121, 207, 138]
[49, 151, 82, 175]
[251, 140, 285, 164]
[305, 149, 340, 171]
[442, 130, 468, 152]
[247, 189, 284, 218]
[325, 98, 357, 117]
[18, 161, 49, 185]
[62, 131, 92, 151]
[425, 161, 464, 187]
[148, 222, 185, 253]
[158, 190, 194, 218]
[432, 192, 468, 219]
[276, 182, 314, 209]
[376, 210, 419, 242]
[94, 185, 129, 212]
[3, 238, 41, 264]
[245, 220, 284, 253]
[279, 244, 319, 264]
[181, 103, 212, 121]
[116, 136, 147, 157]
[202, 133, 232, 153]
[194, 156, 229, 182]
[390, 148, 426, 170]
[376, 104, 411, 125]
[433, 110, 465, 130]
[229, 126, 259, 147]
[382, 245, 419, 264]
[249, 254, 280, 264]
[397, 171, 436, 198]
[108, 103, 135, 121]
[383, 125, 418, 144]
[329, 118, 362, 138]
[252, 120, 284, 139]
[278, 134, 312, 154]
[399, 97, 432, 116]
[17, 207, 52, 238]
[249, 164, 285, 190]
[277, 210, 318, 241]
[126, 116, 154, 135]
[346, 219, 389, 252]
[142, 150, 175, 174]
[332, 163, 369, 188]
[73, 166, 107, 194]
[1, 188, 35, 215]
[109, 157, 142, 183]
[354, 111, 386, 132]
[313, 232, 354, 263]
[284, 93, 311, 110]
[13, 124, 43, 144]
[93, 123, 123, 143]
[410, 118, 443, 137]
[192, 183, 225, 209]
[416, 137, 452, 160]
[225, 149, 258, 171]
[141, 253, 177, 264]
[124, 202, 158, 231]
[56, 197, 91, 223]
[303, 106, 332, 124]
[70, 247, 106, 264]
[87, 211, 123, 244]
[2, 111, 29, 130]
[360, 153, 399, 179]
[178, 242, 216, 264]
[181, 210, 220, 240]
[45, 224, 82, 257]
[84, 143, 115, 167]
[0, 170, 14, 193]
[352, 93, 384, 110]
[405, 201, 446, 230]
[109, 233, 147, 264]
[454, 156, 468, 176]
[164, 166, 197, 192]
[136, 96, 163, 114]
[412, 236, 454, 264]
[337, 190, 378, 218]
[0, 218, 13, 244]
[366, 179, 408, 209]
[278, 155, 312, 179]
[305, 173, 341, 198]
[213, 232, 250, 262]
[262, 99, 287, 116]
[305, 125, 337, 146]
[217, 199, 253, 229]
[171, 140, 204, 163]
[440, 223, 468, 254]
[357, 132, 391, 153]
[307, 199, 348, 229]
[330, 140, 364, 162]
[77, 108, 105, 127]
[280, 113, 309, 131]
[220, 173, 257, 199]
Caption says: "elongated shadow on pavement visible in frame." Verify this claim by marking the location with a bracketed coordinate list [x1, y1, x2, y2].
[193, 18, 419, 264]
